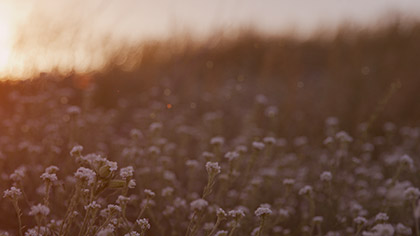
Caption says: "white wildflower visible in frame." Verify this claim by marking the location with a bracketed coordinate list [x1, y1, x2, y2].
[124, 231, 140, 236]
[399, 154, 413, 168]
[130, 129, 143, 139]
[375, 212, 389, 222]
[299, 185, 313, 196]
[404, 187, 420, 201]
[128, 179, 136, 189]
[116, 195, 130, 205]
[203, 222, 214, 231]
[313, 216, 323, 223]
[224, 151, 239, 161]
[3, 187, 23, 200]
[74, 167, 96, 185]
[396, 223, 412, 235]
[45, 166, 59, 174]
[161, 187, 174, 197]
[136, 218, 151, 230]
[252, 141, 265, 151]
[40, 172, 58, 182]
[206, 162, 221, 175]
[283, 179, 295, 186]
[210, 137, 224, 146]
[149, 122, 162, 133]
[96, 225, 115, 236]
[144, 189, 156, 198]
[354, 216, 367, 225]
[323, 137, 334, 145]
[263, 137, 276, 145]
[335, 131, 353, 142]
[186, 160, 199, 168]
[70, 145, 83, 157]
[120, 166, 134, 179]
[215, 230, 228, 236]
[217, 208, 227, 218]
[255, 206, 272, 217]
[320, 171, 332, 182]
[10, 167, 26, 183]
[67, 106, 81, 115]
[163, 206, 175, 216]
[278, 209, 289, 219]
[84, 201, 101, 211]
[190, 199, 208, 211]
[29, 203, 50, 216]
[105, 160, 118, 172]
[371, 224, 394, 236]
[229, 209, 245, 219]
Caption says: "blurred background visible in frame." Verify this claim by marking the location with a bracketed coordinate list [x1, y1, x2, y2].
[1, 0, 420, 78]
[0, 0, 419, 133]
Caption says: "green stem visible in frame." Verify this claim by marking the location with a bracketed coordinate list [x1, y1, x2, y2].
[78, 208, 91, 236]
[44, 181, 51, 208]
[207, 217, 221, 236]
[256, 217, 266, 236]
[12, 200, 23, 236]
[130, 199, 150, 232]
[228, 221, 238, 236]
[185, 211, 197, 236]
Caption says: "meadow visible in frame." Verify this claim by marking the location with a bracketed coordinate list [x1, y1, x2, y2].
[0, 21, 420, 236]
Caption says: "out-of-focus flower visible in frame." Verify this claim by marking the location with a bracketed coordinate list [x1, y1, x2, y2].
[320, 171, 332, 182]
[404, 187, 420, 201]
[206, 162, 221, 175]
[120, 166, 134, 179]
[255, 206, 272, 217]
[252, 141, 265, 151]
[224, 151, 239, 161]
[29, 204, 50, 216]
[70, 145, 83, 157]
[299, 185, 313, 196]
[136, 218, 151, 231]
[190, 199, 208, 211]
[3, 187, 22, 200]
[74, 167, 96, 185]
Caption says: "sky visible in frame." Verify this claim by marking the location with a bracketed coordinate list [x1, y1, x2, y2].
[0, 0, 420, 78]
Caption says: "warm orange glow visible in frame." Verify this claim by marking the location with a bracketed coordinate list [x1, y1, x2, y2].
[0, 0, 419, 79]
[0, 6, 12, 76]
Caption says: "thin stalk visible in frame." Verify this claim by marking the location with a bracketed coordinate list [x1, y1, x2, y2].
[228, 221, 238, 236]
[256, 216, 266, 236]
[12, 200, 23, 236]
[207, 217, 222, 236]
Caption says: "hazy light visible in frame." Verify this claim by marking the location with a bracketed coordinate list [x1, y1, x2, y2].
[0, 0, 420, 79]
[0, 3, 12, 74]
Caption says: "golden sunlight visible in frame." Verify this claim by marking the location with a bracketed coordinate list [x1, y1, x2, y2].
[0, 0, 420, 79]
[0, 5, 12, 75]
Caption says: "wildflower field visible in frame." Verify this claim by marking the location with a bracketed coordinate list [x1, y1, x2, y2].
[0, 23, 420, 236]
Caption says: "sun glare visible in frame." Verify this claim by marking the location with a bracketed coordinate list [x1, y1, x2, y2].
[0, 5, 12, 77]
